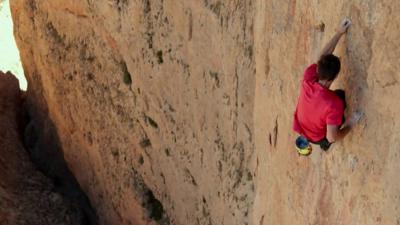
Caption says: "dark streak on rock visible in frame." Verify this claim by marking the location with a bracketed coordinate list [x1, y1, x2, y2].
[165, 148, 170, 156]
[200, 148, 204, 166]
[130, 168, 170, 224]
[245, 45, 253, 59]
[139, 155, 144, 165]
[121, 61, 132, 85]
[145, 115, 159, 129]
[140, 138, 152, 148]
[218, 160, 222, 174]
[46, 22, 65, 45]
[188, 10, 193, 41]
[268, 133, 272, 146]
[184, 168, 197, 186]
[259, 215, 265, 225]
[209, 71, 220, 88]
[207, 1, 223, 17]
[273, 118, 278, 148]
[232, 142, 245, 189]
[160, 173, 166, 185]
[156, 50, 164, 64]
[245, 123, 252, 142]
[143, 0, 151, 14]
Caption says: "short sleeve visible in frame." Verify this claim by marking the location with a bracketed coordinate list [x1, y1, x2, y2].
[326, 100, 344, 125]
[303, 64, 318, 82]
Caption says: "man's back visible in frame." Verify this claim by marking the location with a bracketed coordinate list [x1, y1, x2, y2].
[293, 64, 344, 142]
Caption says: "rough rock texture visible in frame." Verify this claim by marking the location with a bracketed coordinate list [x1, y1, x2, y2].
[10, 0, 400, 225]
[0, 71, 84, 225]
[11, 1, 256, 224]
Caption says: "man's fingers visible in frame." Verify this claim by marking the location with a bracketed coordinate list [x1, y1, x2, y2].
[341, 18, 352, 28]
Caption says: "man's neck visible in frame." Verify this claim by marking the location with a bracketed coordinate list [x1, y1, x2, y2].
[318, 80, 331, 88]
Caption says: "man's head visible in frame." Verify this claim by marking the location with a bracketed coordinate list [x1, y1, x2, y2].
[317, 54, 341, 81]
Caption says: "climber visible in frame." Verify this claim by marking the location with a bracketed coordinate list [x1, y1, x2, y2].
[293, 19, 362, 151]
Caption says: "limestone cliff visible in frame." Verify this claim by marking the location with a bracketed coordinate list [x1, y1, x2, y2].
[9, 0, 400, 225]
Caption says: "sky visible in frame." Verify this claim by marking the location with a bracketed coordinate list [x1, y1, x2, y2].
[0, 0, 27, 90]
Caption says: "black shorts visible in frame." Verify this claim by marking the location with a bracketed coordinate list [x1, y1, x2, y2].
[311, 138, 332, 151]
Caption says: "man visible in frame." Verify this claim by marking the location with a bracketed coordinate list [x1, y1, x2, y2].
[293, 19, 362, 151]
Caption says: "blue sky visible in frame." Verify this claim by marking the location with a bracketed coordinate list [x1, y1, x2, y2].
[0, 0, 27, 90]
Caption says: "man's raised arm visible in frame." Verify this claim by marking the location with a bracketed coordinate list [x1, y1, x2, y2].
[316, 19, 351, 62]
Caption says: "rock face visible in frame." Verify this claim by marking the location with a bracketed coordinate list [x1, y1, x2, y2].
[9, 0, 400, 225]
[0, 72, 84, 225]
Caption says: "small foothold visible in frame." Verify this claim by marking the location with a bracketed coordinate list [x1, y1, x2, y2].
[316, 22, 325, 32]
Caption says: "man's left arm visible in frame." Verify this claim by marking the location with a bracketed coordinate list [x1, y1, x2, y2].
[326, 112, 363, 143]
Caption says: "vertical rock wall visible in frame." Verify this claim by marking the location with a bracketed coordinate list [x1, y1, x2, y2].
[11, 0, 256, 224]
[10, 0, 400, 225]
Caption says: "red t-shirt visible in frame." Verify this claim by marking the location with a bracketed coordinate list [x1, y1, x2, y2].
[293, 64, 344, 142]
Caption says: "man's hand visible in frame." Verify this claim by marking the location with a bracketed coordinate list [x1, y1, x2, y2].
[337, 19, 352, 34]
[326, 111, 362, 143]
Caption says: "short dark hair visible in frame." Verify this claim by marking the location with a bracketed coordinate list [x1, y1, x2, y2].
[317, 54, 341, 81]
